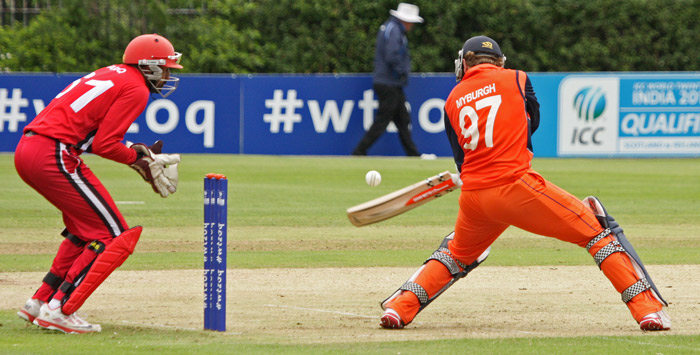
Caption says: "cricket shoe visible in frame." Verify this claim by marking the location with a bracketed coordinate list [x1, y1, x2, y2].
[639, 310, 671, 331]
[33, 304, 101, 334]
[380, 308, 404, 329]
[17, 298, 43, 323]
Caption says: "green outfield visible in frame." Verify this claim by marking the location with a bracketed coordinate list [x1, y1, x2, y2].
[1, 154, 699, 354]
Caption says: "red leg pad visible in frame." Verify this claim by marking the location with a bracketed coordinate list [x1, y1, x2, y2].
[62, 226, 142, 314]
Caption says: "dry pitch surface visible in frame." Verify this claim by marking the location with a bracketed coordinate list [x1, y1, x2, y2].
[2, 265, 698, 342]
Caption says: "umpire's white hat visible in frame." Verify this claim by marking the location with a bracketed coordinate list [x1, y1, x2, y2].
[390, 3, 424, 23]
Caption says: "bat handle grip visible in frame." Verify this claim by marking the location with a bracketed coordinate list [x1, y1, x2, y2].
[451, 173, 462, 187]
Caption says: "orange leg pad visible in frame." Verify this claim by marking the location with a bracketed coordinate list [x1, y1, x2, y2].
[588, 236, 663, 321]
[385, 260, 454, 325]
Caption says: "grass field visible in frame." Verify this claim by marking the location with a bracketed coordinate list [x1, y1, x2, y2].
[1, 153, 699, 354]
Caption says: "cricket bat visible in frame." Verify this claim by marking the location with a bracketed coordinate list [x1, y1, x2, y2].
[346, 170, 461, 227]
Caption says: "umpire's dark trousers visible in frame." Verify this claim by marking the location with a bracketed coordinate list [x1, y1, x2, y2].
[352, 83, 420, 156]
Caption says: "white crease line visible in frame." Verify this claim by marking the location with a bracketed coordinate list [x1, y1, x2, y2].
[265, 304, 378, 319]
[120, 321, 243, 334]
[120, 320, 198, 331]
[511, 330, 540, 335]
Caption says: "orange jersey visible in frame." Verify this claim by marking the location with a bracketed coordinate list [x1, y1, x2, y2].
[444, 64, 535, 190]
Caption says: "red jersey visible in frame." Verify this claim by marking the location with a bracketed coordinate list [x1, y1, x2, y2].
[24, 64, 149, 165]
[444, 64, 535, 190]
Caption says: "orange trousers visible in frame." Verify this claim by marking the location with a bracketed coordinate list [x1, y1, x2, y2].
[387, 169, 663, 325]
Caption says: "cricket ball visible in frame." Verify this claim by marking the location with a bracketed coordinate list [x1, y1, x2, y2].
[365, 170, 381, 187]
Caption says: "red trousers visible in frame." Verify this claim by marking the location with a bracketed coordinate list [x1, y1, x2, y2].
[15, 133, 128, 302]
[387, 169, 663, 324]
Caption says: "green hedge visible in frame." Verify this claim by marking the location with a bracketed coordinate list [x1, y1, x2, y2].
[1, 0, 698, 73]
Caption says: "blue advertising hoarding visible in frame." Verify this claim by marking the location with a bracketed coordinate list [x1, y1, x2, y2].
[0, 73, 239, 154]
[558, 73, 700, 157]
[1, 71, 698, 157]
[240, 74, 456, 156]
[129, 75, 239, 154]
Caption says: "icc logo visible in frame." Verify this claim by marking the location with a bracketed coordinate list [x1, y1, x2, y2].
[558, 76, 618, 155]
[571, 86, 606, 145]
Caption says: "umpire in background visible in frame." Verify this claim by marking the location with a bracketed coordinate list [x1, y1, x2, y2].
[352, 3, 423, 157]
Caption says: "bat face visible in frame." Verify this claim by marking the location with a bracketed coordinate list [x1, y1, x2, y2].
[346, 171, 460, 227]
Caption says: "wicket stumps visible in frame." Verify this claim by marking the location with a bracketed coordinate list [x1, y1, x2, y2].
[204, 173, 227, 331]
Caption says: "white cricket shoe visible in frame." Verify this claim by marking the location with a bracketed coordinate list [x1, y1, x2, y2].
[17, 298, 43, 323]
[33, 304, 101, 334]
[380, 308, 405, 329]
[639, 310, 671, 331]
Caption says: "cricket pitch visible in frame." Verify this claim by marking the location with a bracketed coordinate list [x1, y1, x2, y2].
[2, 265, 698, 342]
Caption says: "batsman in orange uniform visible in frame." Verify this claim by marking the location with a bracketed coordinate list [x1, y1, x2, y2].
[379, 35, 670, 331]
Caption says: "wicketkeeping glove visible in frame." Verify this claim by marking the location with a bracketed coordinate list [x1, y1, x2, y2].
[127, 141, 181, 198]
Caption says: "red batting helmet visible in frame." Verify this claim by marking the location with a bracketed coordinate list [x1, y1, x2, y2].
[122, 34, 182, 69]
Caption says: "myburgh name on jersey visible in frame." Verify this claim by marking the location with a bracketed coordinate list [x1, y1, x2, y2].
[24, 64, 149, 165]
[444, 63, 540, 190]
[454, 83, 497, 108]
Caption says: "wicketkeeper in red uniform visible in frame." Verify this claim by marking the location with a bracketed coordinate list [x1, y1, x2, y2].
[15, 33, 183, 333]
[379, 35, 670, 332]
